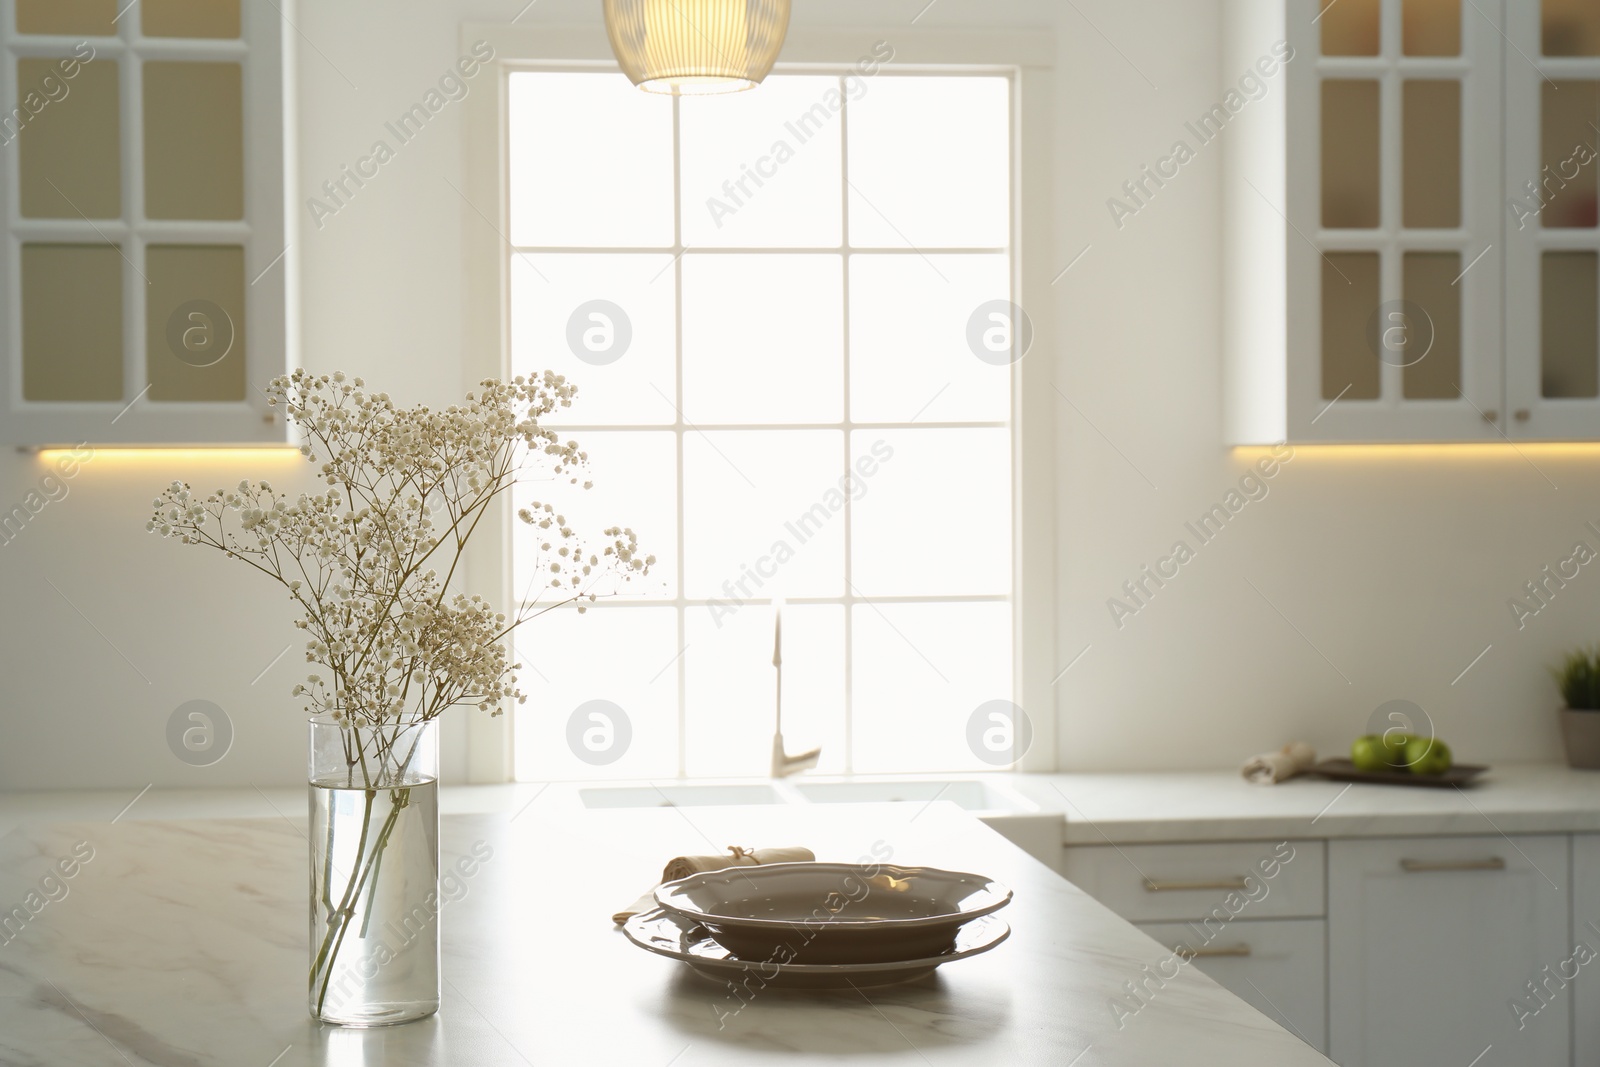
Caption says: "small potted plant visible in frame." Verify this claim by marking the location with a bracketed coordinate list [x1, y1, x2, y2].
[1552, 646, 1600, 769]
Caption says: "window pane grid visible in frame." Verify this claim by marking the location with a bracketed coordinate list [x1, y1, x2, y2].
[509, 70, 1014, 779]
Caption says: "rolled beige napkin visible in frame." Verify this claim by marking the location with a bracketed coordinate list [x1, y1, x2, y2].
[612, 845, 816, 925]
[1241, 741, 1317, 785]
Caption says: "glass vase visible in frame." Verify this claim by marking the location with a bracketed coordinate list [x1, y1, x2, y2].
[307, 716, 440, 1026]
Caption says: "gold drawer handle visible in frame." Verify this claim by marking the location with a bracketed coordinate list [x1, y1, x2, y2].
[1142, 877, 1250, 892]
[1399, 857, 1506, 873]
[1177, 944, 1252, 960]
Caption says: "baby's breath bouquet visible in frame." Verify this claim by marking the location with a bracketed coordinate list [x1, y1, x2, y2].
[148, 369, 651, 1023]
[150, 369, 652, 731]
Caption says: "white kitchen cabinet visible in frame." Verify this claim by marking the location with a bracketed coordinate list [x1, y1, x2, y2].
[1137, 919, 1327, 1054]
[1504, 3, 1600, 439]
[1328, 835, 1570, 1066]
[1576, 834, 1600, 1066]
[1225, 0, 1600, 442]
[1064, 840, 1329, 1055]
[0, 3, 293, 445]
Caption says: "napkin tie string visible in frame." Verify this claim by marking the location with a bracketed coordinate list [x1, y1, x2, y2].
[727, 846, 760, 862]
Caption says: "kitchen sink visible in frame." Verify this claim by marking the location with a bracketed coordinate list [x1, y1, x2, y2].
[577, 783, 786, 808]
[578, 778, 1035, 814]
[792, 779, 1032, 812]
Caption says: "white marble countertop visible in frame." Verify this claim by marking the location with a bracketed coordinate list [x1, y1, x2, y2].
[1008, 762, 1600, 844]
[5, 761, 1596, 852]
[0, 798, 1331, 1066]
[4, 761, 1595, 853]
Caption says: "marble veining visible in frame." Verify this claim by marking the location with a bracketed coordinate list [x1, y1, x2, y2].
[0, 803, 1331, 1066]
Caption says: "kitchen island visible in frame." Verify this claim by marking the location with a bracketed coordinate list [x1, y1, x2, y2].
[0, 798, 1330, 1066]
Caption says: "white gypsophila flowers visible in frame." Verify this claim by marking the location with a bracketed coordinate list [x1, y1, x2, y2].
[147, 370, 655, 734]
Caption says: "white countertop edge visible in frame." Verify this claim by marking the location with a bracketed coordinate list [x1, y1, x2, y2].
[4, 762, 1597, 846]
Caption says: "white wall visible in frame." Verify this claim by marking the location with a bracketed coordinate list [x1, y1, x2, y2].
[0, 0, 1591, 790]
[1045, 0, 1600, 771]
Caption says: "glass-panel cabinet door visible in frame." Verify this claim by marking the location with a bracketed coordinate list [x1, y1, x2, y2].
[1504, 3, 1600, 438]
[1285, 0, 1502, 441]
[0, 1, 290, 445]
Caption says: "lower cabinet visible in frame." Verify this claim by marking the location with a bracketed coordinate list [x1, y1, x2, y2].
[1136, 919, 1327, 1053]
[1328, 835, 1571, 1067]
[1063, 840, 1329, 1054]
[1576, 835, 1600, 1066]
[1066, 833, 1585, 1063]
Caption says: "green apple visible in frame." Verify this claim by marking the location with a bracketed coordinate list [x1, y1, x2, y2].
[1402, 736, 1452, 775]
[1350, 735, 1389, 772]
[1378, 730, 1417, 769]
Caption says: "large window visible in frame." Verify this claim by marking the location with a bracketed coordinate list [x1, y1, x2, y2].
[506, 68, 1018, 780]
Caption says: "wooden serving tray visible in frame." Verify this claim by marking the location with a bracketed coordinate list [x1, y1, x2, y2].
[1304, 759, 1489, 788]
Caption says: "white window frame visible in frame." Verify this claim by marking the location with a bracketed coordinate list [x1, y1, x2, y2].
[458, 20, 1057, 781]
[0, 0, 293, 446]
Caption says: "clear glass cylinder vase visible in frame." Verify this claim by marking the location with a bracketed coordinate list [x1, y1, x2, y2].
[307, 715, 440, 1026]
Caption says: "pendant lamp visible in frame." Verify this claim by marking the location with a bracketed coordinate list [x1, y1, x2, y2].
[602, 0, 791, 95]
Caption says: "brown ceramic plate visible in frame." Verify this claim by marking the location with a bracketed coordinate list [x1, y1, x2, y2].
[623, 908, 1011, 989]
[653, 862, 1012, 964]
[1305, 759, 1489, 788]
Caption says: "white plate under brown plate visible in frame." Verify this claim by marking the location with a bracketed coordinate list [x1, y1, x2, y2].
[622, 907, 1011, 990]
[653, 861, 1013, 963]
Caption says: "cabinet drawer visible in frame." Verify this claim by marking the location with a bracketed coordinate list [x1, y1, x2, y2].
[1136, 919, 1327, 1054]
[1062, 840, 1324, 922]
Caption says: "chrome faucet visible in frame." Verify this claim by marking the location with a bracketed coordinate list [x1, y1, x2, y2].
[770, 599, 820, 778]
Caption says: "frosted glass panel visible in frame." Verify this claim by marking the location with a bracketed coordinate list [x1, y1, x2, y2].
[1402, 253, 1462, 399]
[513, 431, 678, 600]
[21, 244, 123, 402]
[682, 254, 843, 423]
[1540, 81, 1600, 229]
[849, 253, 1011, 423]
[685, 603, 842, 776]
[18, 58, 120, 219]
[847, 76, 1009, 248]
[508, 73, 674, 247]
[144, 62, 243, 220]
[679, 76, 842, 247]
[142, 0, 240, 38]
[682, 430, 843, 599]
[1323, 81, 1380, 229]
[15, 0, 116, 35]
[1403, 0, 1461, 55]
[508, 253, 677, 424]
[1322, 252, 1381, 400]
[1544, 0, 1600, 55]
[1322, 0, 1381, 55]
[1542, 252, 1599, 398]
[851, 601, 1011, 774]
[851, 428, 1009, 597]
[514, 606, 679, 781]
[145, 245, 245, 401]
[1403, 81, 1460, 229]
